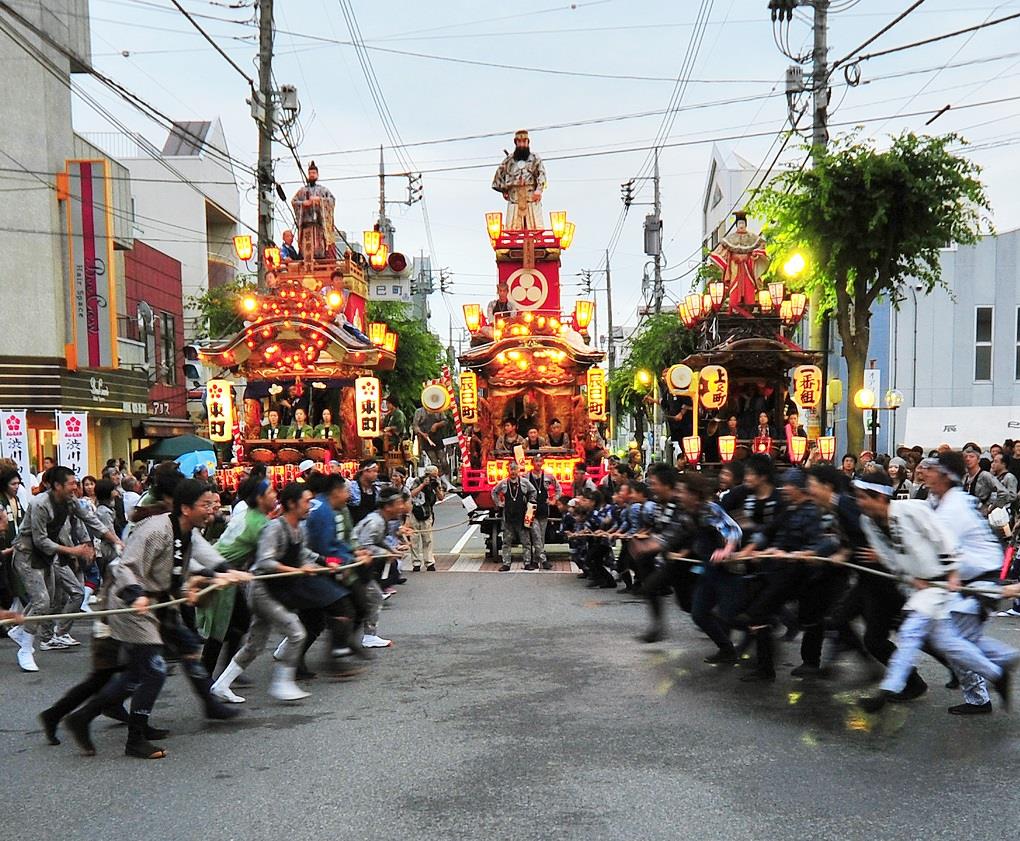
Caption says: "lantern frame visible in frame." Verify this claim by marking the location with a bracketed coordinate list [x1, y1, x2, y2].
[718, 435, 736, 463]
[682, 435, 702, 464]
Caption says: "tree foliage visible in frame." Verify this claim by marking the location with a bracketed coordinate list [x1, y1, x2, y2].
[367, 301, 445, 414]
[609, 312, 697, 443]
[186, 274, 255, 340]
[750, 132, 990, 452]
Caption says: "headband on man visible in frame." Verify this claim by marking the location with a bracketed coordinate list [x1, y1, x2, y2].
[853, 478, 893, 497]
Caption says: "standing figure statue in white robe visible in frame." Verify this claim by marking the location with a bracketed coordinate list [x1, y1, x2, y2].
[492, 130, 547, 230]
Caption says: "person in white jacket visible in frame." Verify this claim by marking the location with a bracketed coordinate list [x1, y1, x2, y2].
[853, 472, 1020, 714]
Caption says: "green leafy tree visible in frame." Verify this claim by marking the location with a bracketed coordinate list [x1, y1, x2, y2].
[751, 132, 990, 454]
[186, 274, 255, 339]
[367, 301, 445, 415]
[609, 312, 696, 449]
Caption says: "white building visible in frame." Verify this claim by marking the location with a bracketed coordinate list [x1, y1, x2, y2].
[83, 121, 242, 339]
[701, 142, 765, 252]
[894, 229, 1020, 449]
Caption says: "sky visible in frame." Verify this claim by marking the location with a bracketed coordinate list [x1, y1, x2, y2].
[72, 0, 1020, 347]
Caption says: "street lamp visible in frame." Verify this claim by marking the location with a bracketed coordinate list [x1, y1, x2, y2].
[783, 252, 807, 278]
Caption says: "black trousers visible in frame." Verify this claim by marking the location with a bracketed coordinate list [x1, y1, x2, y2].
[828, 573, 904, 666]
[644, 558, 696, 627]
[691, 564, 746, 652]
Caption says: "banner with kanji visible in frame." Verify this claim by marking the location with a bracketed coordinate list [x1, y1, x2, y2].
[56, 411, 89, 478]
[0, 410, 31, 482]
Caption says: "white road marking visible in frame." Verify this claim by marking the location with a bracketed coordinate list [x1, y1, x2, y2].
[450, 523, 479, 555]
[449, 556, 484, 573]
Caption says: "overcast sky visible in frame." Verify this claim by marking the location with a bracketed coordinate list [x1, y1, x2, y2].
[75, 0, 1020, 345]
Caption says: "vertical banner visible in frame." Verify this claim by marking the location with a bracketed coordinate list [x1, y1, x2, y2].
[205, 379, 235, 442]
[587, 368, 607, 421]
[56, 411, 89, 478]
[459, 372, 478, 424]
[0, 410, 32, 482]
[62, 159, 118, 370]
[355, 377, 381, 438]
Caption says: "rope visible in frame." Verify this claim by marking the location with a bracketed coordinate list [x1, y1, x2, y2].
[0, 559, 371, 628]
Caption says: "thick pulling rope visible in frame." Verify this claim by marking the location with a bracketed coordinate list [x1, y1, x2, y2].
[0, 559, 371, 628]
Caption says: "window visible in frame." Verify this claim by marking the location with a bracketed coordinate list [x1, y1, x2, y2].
[161, 312, 177, 385]
[376, 285, 387, 296]
[1015, 308, 1020, 381]
[975, 306, 993, 382]
[392, 285, 401, 295]
[711, 184, 723, 209]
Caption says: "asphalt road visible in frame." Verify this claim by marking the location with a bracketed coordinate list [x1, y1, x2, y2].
[4, 543, 1020, 840]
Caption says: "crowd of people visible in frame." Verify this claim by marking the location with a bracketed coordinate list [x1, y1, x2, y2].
[0, 455, 448, 760]
[495, 441, 1020, 717]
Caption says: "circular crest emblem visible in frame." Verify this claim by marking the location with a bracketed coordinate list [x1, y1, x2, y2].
[506, 268, 549, 311]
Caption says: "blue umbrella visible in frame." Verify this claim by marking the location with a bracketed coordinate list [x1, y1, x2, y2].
[175, 450, 218, 477]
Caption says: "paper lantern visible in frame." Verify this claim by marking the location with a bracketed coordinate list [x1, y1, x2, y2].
[355, 376, 381, 439]
[768, 281, 784, 307]
[368, 322, 387, 345]
[817, 435, 836, 462]
[698, 364, 728, 411]
[205, 379, 234, 442]
[485, 211, 503, 241]
[574, 299, 595, 331]
[718, 435, 736, 463]
[758, 289, 773, 311]
[753, 436, 772, 455]
[363, 230, 381, 256]
[709, 281, 725, 308]
[790, 436, 807, 463]
[792, 364, 823, 409]
[550, 211, 567, 238]
[232, 235, 253, 261]
[682, 435, 702, 464]
[463, 303, 482, 333]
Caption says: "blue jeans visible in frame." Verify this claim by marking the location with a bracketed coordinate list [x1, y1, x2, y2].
[881, 611, 1006, 694]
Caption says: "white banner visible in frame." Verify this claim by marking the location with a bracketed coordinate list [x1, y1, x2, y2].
[56, 411, 89, 478]
[0, 410, 31, 482]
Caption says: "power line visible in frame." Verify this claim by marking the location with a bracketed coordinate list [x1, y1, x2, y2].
[167, 0, 255, 86]
[830, 0, 928, 72]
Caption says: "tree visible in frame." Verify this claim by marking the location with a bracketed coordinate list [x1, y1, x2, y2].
[751, 132, 990, 454]
[366, 301, 445, 415]
[608, 312, 696, 450]
[186, 274, 255, 339]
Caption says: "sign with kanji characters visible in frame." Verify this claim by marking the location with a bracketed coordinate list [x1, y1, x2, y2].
[0, 410, 31, 483]
[698, 365, 728, 411]
[587, 368, 607, 421]
[792, 365, 823, 409]
[205, 379, 234, 442]
[459, 372, 478, 424]
[355, 376, 381, 439]
[56, 411, 89, 478]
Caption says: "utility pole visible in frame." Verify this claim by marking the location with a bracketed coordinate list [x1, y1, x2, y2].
[651, 148, 663, 313]
[605, 248, 617, 448]
[377, 145, 394, 250]
[255, 0, 274, 290]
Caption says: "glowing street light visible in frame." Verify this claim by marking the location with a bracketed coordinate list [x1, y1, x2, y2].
[783, 251, 807, 278]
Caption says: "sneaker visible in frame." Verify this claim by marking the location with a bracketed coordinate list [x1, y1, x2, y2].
[17, 648, 39, 672]
[704, 649, 738, 665]
[381, 591, 394, 601]
[210, 686, 246, 704]
[39, 637, 69, 651]
[426, 563, 436, 572]
[361, 634, 392, 649]
[499, 563, 511, 572]
[948, 701, 993, 715]
[996, 608, 1020, 617]
[272, 639, 288, 661]
[331, 647, 353, 658]
[523, 562, 538, 571]
[7, 624, 25, 646]
[412, 564, 422, 572]
[54, 634, 80, 647]
[541, 561, 553, 570]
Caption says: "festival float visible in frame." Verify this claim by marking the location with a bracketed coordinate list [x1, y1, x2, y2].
[198, 222, 397, 490]
[448, 131, 608, 512]
[665, 212, 830, 467]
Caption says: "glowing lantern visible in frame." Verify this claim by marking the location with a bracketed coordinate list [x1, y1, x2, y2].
[354, 376, 381, 438]
[758, 289, 773, 311]
[460, 372, 478, 423]
[753, 436, 772, 454]
[383, 332, 398, 353]
[682, 435, 702, 464]
[817, 435, 836, 462]
[232, 235, 253, 261]
[574, 299, 595, 331]
[702, 292, 713, 313]
[205, 379, 234, 442]
[685, 293, 702, 318]
[363, 230, 381, 256]
[369, 243, 389, 271]
[325, 290, 343, 309]
[264, 246, 281, 269]
[790, 436, 807, 463]
[792, 365, 822, 409]
[463, 303, 482, 334]
[698, 364, 728, 412]
[486, 212, 503, 241]
[768, 281, 785, 307]
[854, 387, 876, 410]
[718, 435, 736, 463]
[779, 299, 794, 323]
[587, 368, 607, 420]
[241, 295, 258, 314]
[560, 221, 576, 249]
[550, 211, 567, 239]
[368, 322, 387, 346]
[709, 281, 725, 309]
[789, 292, 807, 320]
